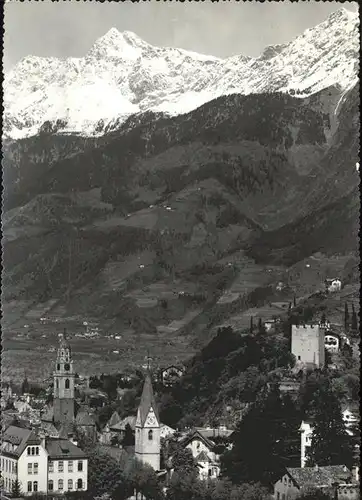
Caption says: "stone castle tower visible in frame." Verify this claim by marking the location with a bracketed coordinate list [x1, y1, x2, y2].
[135, 372, 160, 471]
[53, 331, 75, 424]
[291, 323, 325, 370]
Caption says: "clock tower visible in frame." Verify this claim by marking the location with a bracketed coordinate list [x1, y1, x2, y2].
[53, 331, 75, 425]
[135, 372, 160, 471]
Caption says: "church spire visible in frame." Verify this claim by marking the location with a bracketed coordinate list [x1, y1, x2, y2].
[135, 371, 160, 471]
[138, 372, 160, 427]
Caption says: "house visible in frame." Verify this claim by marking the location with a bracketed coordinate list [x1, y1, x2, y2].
[160, 424, 176, 440]
[342, 404, 360, 436]
[264, 318, 280, 332]
[291, 324, 325, 370]
[273, 465, 357, 500]
[278, 379, 300, 398]
[324, 333, 341, 353]
[299, 420, 313, 468]
[159, 366, 185, 387]
[325, 278, 342, 293]
[178, 430, 221, 480]
[0, 425, 88, 496]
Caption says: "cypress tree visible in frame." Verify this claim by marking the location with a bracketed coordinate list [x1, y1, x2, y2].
[306, 381, 354, 468]
[344, 303, 350, 330]
[11, 479, 22, 498]
[351, 303, 358, 333]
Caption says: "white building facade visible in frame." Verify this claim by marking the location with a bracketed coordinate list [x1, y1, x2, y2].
[0, 426, 88, 496]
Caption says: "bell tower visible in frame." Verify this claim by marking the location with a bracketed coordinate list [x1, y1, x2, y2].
[53, 330, 75, 425]
[135, 372, 160, 471]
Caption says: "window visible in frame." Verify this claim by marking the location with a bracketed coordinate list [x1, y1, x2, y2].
[56, 379, 59, 389]
[65, 379, 70, 389]
[148, 430, 153, 441]
[27, 447, 31, 455]
[208, 469, 212, 477]
[276, 493, 280, 500]
[77, 479, 83, 490]
[68, 461, 73, 472]
[68, 479, 73, 490]
[48, 480, 54, 492]
[77, 461, 83, 472]
[57, 363, 60, 371]
[33, 481, 38, 492]
[58, 479, 64, 491]
[31, 447, 35, 455]
[48, 461, 54, 473]
[35, 447, 39, 455]
[297, 356, 301, 360]
[28, 463, 33, 474]
[58, 460, 64, 472]
[34, 462, 38, 475]
[27, 481, 32, 493]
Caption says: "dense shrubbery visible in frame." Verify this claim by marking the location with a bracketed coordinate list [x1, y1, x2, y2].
[158, 326, 295, 428]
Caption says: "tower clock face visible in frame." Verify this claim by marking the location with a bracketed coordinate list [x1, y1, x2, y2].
[148, 416, 156, 425]
[64, 363, 70, 371]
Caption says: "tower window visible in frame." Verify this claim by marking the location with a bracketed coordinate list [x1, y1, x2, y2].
[57, 364, 60, 371]
[56, 379, 59, 389]
[148, 430, 153, 441]
[65, 379, 70, 389]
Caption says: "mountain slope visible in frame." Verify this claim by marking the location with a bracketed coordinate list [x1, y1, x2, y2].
[3, 8, 359, 139]
[2, 85, 359, 330]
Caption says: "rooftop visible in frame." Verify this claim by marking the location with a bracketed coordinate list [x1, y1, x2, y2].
[286, 465, 352, 488]
[46, 438, 86, 459]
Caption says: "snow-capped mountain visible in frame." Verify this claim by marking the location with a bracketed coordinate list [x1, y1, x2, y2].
[3, 8, 359, 139]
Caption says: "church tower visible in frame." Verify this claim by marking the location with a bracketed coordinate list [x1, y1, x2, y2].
[53, 331, 75, 425]
[135, 372, 160, 471]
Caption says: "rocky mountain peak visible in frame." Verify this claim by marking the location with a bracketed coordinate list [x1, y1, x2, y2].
[4, 9, 359, 139]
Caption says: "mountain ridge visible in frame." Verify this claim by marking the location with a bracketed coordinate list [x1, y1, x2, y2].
[4, 8, 359, 139]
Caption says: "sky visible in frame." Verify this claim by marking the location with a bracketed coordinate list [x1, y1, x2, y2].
[3, 0, 359, 71]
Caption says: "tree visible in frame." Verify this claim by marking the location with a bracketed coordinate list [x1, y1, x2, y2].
[166, 471, 207, 500]
[306, 381, 354, 468]
[171, 447, 198, 477]
[221, 385, 286, 485]
[122, 423, 135, 447]
[344, 303, 350, 331]
[87, 449, 125, 497]
[250, 316, 254, 334]
[11, 479, 22, 498]
[21, 377, 30, 394]
[351, 303, 358, 333]
[123, 459, 164, 500]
